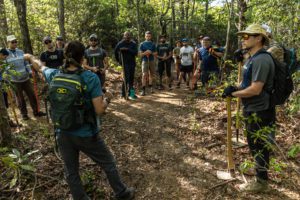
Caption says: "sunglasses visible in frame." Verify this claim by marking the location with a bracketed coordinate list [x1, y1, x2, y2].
[241, 34, 259, 40]
[44, 40, 52, 44]
[11, 40, 18, 44]
[90, 39, 97, 42]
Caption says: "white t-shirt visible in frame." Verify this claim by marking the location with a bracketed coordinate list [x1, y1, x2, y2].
[180, 46, 194, 66]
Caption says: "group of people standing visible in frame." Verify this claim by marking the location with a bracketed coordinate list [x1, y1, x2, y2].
[0, 23, 284, 198]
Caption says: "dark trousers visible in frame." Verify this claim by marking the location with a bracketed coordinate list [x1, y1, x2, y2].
[57, 133, 127, 200]
[122, 64, 135, 96]
[201, 70, 219, 86]
[243, 107, 276, 181]
[96, 72, 106, 89]
[158, 60, 171, 79]
[13, 79, 38, 116]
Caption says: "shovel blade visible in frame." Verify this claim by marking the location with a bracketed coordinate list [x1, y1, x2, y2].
[217, 170, 234, 180]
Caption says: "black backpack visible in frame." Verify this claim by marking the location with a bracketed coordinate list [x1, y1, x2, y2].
[48, 69, 94, 131]
[254, 51, 294, 106]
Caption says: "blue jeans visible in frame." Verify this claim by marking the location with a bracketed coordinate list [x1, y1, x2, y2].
[57, 133, 127, 200]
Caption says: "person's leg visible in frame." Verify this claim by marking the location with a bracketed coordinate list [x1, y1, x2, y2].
[148, 61, 155, 92]
[157, 61, 164, 88]
[101, 72, 106, 93]
[177, 65, 184, 88]
[13, 82, 28, 118]
[57, 133, 89, 200]
[166, 61, 172, 87]
[245, 108, 275, 181]
[141, 61, 148, 95]
[79, 134, 128, 197]
[23, 79, 39, 115]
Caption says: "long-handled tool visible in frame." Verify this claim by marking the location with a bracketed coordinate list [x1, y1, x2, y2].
[31, 67, 40, 113]
[235, 61, 242, 142]
[7, 89, 20, 129]
[217, 97, 235, 180]
[120, 52, 128, 100]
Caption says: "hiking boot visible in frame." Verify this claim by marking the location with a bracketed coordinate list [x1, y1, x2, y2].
[158, 85, 163, 90]
[140, 90, 146, 96]
[239, 178, 269, 193]
[168, 84, 173, 90]
[116, 187, 135, 200]
[22, 115, 30, 120]
[34, 111, 47, 117]
[176, 83, 180, 88]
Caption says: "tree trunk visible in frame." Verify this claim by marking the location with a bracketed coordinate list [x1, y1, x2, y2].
[58, 0, 66, 41]
[136, 0, 141, 43]
[0, 0, 8, 47]
[237, 0, 247, 47]
[224, 0, 234, 59]
[180, 0, 185, 37]
[13, 0, 33, 54]
[171, 0, 176, 46]
[205, 0, 209, 26]
[0, 94, 11, 145]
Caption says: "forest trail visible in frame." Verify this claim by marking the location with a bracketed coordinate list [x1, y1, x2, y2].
[2, 78, 299, 200]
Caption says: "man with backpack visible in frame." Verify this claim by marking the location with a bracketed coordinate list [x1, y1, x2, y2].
[156, 35, 173, 90]
[6, 35, 46, 120]
[114, 31, 138, 100]
[40, 36, 64, 68]
[139, 31, 157, 96]
[84, 34, 108, 93]
[222, 24, 276, 193]
[34, 41, 135, 200]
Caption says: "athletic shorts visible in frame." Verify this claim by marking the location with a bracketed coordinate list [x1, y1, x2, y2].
[142, 60, 155, 74]
[180, 64, 193, 73]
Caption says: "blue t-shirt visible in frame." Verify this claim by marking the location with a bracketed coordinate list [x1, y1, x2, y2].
[198, 46, 223, 72]
[43, 68, 102, 137]
[139, 41, 156, 61]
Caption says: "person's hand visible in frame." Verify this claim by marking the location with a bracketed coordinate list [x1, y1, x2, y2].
[92, 67, 98, 72]
[222, 85, 238, 98]
[120, 47, 128, 51]
[209, 48, 215, 54]
[234, 49, 245, 62]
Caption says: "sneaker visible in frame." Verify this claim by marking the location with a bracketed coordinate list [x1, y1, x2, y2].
[168, 84, 173, 90]
[158, 85, 163, 90]
[140, 90, 146, 96]
[22, 115, 30, 120]
[239, 178, 269, 193]
[116, 187, 135, 200]
[34, 111, 47, 117]
[176, 83, 180, 88]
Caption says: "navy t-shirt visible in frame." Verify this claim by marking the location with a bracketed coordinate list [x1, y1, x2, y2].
[198, 46, 223, 71]
[84, 47, 107, 68]
[156, 43, 172, 62]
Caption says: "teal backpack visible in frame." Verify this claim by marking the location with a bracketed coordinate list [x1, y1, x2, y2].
[48, 69, 94, 131]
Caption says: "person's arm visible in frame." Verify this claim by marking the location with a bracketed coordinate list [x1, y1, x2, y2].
[92, 96, 109, 115]
[24, 54, 43, 73]
[114, 43, 120, 63]
[83, 56, 98, 72]
[232, 81, 264, 98]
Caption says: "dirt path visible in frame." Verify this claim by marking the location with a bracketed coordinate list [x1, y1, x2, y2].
[2, 79, 299, 200]
[99, 86, 300, 200]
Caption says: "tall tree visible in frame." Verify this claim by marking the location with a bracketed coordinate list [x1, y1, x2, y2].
[224, 0, 234, 59]
[58, 0, 66, 40]
[13, 0, 33, 54]
[236, 0, 247, 47]
[135, 0, 141, 43]
[0, 0, 8, 47]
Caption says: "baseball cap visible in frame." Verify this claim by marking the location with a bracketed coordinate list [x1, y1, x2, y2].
[181, 38, 188, 42]
[7, 35, 17, 42]
[89, 34, 98, 40]
[43, 36, 52, 43]
[56, 36, 63, 41]
[202, 36, 211, 41]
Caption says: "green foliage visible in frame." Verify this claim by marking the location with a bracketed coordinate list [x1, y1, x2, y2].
[287, 144, 300, 159]
[239, 159, 255, 173]
[0, 148, 38, 189]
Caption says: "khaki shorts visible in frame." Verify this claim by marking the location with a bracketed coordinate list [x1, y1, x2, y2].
[142, 60, 155, 74]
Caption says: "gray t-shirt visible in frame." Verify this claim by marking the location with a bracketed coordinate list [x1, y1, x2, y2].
[241, 50, 275, 112]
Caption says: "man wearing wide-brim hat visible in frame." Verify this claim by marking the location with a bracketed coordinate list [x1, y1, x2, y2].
[222, 24, 276, 193]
